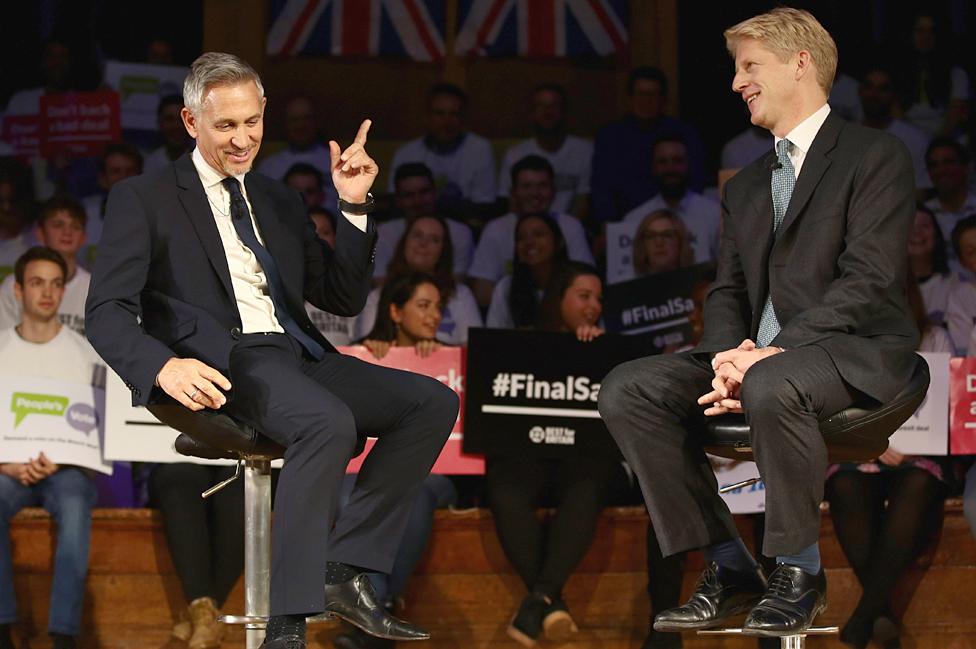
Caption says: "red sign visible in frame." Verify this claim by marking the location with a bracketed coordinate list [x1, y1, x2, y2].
[40, 91, 122, 158]
[949, 357, 976, 454]
[0, 115, 42, 160]
[338, 345, 484, 474]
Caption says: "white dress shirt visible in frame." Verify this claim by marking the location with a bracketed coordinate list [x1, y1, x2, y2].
[775, 103, 831, 179]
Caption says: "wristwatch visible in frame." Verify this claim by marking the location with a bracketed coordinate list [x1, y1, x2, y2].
[337, 192, 375, 215]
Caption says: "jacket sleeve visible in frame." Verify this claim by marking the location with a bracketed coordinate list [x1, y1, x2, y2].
[85, 181, 176, 405]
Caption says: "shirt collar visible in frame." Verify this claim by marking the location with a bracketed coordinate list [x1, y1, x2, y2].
[191, 147, 247, 190]
[775, 103, 831, 156]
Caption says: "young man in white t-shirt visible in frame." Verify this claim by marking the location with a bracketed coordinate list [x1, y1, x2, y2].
[469, 155, 594, 307]
[497, 84, 593, 219]
[0, 247, 100, 649]
[0, 197, 90, 335]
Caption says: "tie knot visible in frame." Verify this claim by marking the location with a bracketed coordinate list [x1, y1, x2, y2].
[776, 138, 792, 161]
[221, 176, 244, 199]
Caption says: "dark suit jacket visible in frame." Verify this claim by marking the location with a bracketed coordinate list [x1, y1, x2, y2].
[695, 111, 919, 403]
[85, 153, 376, 406]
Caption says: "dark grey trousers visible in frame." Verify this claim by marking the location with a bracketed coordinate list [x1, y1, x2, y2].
[598, 346, 860, 558]
[225, 334, 458, 616]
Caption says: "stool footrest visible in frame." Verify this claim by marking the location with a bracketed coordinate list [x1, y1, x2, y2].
[697, 626, 839, 636]
[220, 613, 336, 626]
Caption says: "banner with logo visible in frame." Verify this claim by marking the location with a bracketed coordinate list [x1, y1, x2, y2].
[463, 328, 652, 459]
[0, 115, 43, 160]
[887, 352, 949, 455]
[711, 457, 765, 514]
[102, 61, 188, 131]
[339, 345, 483, 474]
[949, 357, 976, 454]
[0, 376, 112, 474]
[603, 263, 712, 353]
[40, 91, 122, 158]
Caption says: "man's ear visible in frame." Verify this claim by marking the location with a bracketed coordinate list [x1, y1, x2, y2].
[794, 50, 813, 81]
[181, 107, 199, 139]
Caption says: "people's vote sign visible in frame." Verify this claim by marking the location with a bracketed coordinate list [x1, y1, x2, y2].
[949, 357, 976, 454]
[339, 345, 483, 474]
[0, 376, 112, 474]
[888, 352, 949, 455]
[40, 91, 122, 158]
[711, 457, 766, 514]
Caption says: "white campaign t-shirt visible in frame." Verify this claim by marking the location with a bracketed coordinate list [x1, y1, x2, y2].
[884, 119, 931, 190]
[256, 143, 340, 208]
[622, 192, 721, 264]
[353, 283, 483, 346]
[388, 134, 497, 203]
[374, 217, 475, 278]
[467, 212, 594, 282]
[0, 267, 90, 335]
[720, 127, 773, 170]
[304, 303, 356, 347]
[497, 136, 593, 214]
[0, 326, 101, 385]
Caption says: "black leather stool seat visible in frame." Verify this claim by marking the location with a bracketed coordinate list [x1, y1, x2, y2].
[699, 354, 930, 463]
[147, 404, 285, 461]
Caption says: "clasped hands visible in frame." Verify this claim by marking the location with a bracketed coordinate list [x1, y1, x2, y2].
[1, 452, 59, 486]
[697, 339, 783, 416]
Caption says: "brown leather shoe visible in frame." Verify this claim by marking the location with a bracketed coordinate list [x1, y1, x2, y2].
[188, 596, 225, 649]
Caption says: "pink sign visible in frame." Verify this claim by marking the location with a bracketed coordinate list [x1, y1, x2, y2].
[0, 115, 42, 160]
[40, 91, 122, 158]
[338, 345, 484, 474]
[949, 357, 976, 454]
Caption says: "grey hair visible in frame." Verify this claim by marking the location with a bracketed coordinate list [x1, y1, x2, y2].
[182, 52, 265, 114]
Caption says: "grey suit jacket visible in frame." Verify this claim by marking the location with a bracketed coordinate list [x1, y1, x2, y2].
[695, 111, 919, 402]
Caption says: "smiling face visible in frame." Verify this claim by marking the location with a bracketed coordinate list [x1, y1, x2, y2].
[908, 209, 936, 259]
[731, 38, 802, 136]
[515, 216, 558, 267]
[511, 169, 555, 216]
[403, 216, 445, 273]
[391, 281, 442, 343]
[182, 81, 266, 176]
[559, 274, 602, 330]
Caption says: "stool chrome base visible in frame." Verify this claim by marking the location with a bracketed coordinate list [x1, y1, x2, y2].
[698, 626, 839, 648]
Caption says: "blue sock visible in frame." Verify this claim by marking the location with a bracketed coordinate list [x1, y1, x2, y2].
[704, 537, 758, 573]
[777, 542, 821, 575]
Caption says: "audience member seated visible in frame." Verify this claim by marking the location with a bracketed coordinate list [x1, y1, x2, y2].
[497, 84, 592, 219]
[0, 247, 102, 649]
[895, 11, 971, 137]
[388, 83, 497, 219]
[356, 215, 481, 346]
[945, 216, 976, 353]
[339, 272, 458, 649]
[142, 94, 193, 175]
[79, 143, 143, 269]
[923, 137, 976, 271]
[148, 463, 243, 649]
[4, 40, 73, 116]
[630, 209, 696, 280]
[374, 163, 474, 281]
[304, 207, 357, 346]
[0, 197, 88, 335]
[485, 261, 624, 646]
[283, 161, 339, 211]
[485, 212, 569, 329]
[470, 156, 593, 308]
[909, 204, 955, 327]
[591, 67, 707, 223]
[0, 159, 34, 280]
[621, 137, 720, 263]
[825, 274, 950, 648]
[720, 125, 772, 170]
[257, 96, 329, 179]
[859, 63, 932, 192]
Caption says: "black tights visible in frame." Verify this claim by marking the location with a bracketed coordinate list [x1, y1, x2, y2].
[149, 463, 245, 606]
[486, 455, 620, 599]
[826, 467, 945, 626]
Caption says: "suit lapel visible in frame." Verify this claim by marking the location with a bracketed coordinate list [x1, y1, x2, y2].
[777, 111, 842, 235]
[174, 154, 235, 299]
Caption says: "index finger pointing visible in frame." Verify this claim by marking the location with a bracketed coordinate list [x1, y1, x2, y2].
[353, 119, 372, 145]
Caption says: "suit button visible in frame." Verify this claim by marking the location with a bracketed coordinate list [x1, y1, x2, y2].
[230, 327, 242, 340]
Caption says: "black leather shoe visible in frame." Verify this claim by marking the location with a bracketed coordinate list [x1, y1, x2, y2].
[742, 564, 826, 637]
[653, 562, 766, 631]
[260, 634, 306, 648]
[324, 573, 430, 641]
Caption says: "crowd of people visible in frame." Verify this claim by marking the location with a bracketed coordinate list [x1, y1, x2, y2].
[2, 11, 976, 649]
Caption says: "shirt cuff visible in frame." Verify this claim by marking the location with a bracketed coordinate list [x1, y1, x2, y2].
[342, 211, 368, 232]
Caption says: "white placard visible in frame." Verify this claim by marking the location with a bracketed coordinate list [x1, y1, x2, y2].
[102, 60, 188, 131]
[711, 456, 765, 514]
[0, 376, 113, 474]
[605, 220, 641, 285]
[887, 351, 949, 455]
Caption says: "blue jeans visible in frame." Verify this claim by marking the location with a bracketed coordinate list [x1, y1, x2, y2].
[337, 473, 456, 601]
[0, 467, 97, 635]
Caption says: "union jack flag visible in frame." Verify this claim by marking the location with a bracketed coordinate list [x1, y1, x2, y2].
[455, 0, 628, 58]
[267, 0, 446, 61]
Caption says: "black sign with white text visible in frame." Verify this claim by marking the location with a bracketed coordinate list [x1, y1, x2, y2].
[463, 328, 653, 459]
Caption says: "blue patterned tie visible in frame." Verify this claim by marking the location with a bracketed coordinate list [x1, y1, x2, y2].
[756, 139, 796, 348]
[221, 177, 325, 360]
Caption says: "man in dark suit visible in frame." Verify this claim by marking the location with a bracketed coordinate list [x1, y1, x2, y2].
[598, 8, 917, 641]
[85, 53, 458, 648]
